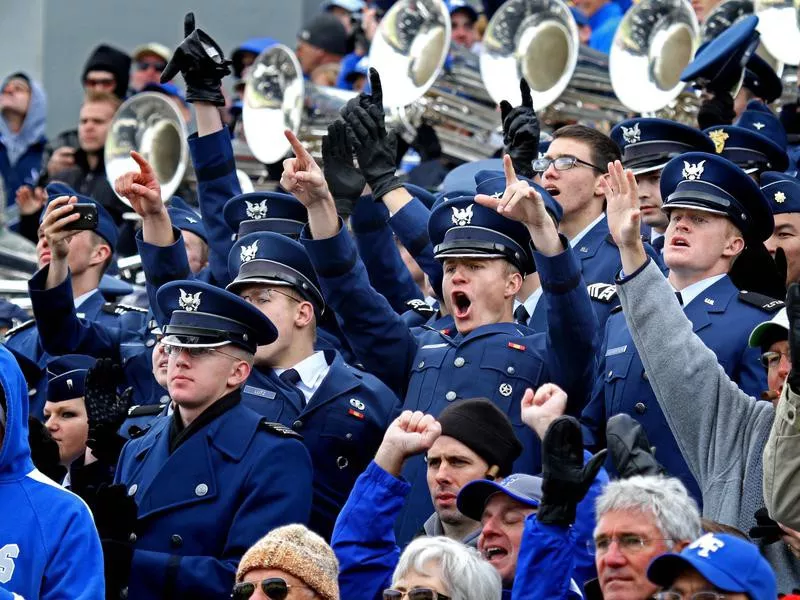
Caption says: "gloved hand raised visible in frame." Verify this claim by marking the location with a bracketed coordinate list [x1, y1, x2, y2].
[340, 68, 404, 201]
[161, 12, 231, 106]
[85, 358, 132, 465]
[499, 79, 540, 179]
[322, 120, 366, 217]
[606, 413, 665, 479]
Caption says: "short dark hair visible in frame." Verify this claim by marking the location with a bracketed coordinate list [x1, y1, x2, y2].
[552, 124, 621, 173]
[89, 231, 114, 273]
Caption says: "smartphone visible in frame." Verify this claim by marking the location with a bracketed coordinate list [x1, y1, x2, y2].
[63, 203, 99, 231]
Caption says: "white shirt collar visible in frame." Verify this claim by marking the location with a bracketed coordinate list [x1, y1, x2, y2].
[74, 288, 100, 309]
[672, 273, 726, 307]
[521, 287, 543, 316]
[650, 230, 664, 244]
[275, 351, 330, 405]
[569, 213, 606, 248]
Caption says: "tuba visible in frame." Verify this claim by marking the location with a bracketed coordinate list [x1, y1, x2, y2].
[609, 0, 699, 114]
[754, 0, 800, 66]
[480, 0, 629, 127]
[369, 0, 503, 162]
[105, 92, 190, 206]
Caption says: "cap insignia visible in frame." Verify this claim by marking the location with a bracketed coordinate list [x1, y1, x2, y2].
[682, 160, 706, 181]
[178, 289, 202, 311]
[689, 533, 725, 558]
[66, 379, 73, 391]
[451, 204, 474, 226]
[621, 123, 641, 144]
[240, 239, 259, 263]
[753, 122, 765, 130]
[245, 200, 268, 220]
[708, 129, 728, 154]
[186, 216, 198, 224]
[775, 191, 786, 204]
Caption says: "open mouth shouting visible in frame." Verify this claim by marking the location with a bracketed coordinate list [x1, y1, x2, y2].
[451, 290, 472, 321]
[670, 235, 690, 249]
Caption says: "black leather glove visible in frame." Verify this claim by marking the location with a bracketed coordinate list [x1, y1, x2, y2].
[94, 483, 138, 542]
[102, 539, 135, 600]
[749, 507, 783, 544]
[27, 416, 66, 482]
[697, 91, 735, 130]
[538, 416, 607, 526]
[85, 359, 132, 466]
[787, 283, 800, 393]
[412, 123, 442, 162]
[161, 12, 231, 106]
[499, 79, 540, 179]
[341, 69, 404, 200]
[729, 241, 787, 300]
[606, 413, 665, 479]
[322, 120, 366, 218]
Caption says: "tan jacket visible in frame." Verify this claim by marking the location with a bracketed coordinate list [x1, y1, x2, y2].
[763, 384, 800, 530]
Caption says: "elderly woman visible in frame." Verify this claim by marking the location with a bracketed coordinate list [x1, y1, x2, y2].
[384, 537, 502, 600]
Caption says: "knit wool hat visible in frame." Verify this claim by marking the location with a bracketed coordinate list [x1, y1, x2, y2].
[236, 525, 339, 600]
[438, 398, 523, 478]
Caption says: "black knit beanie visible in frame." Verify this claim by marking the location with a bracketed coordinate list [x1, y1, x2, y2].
[438, 398, 523, 477]
[82, 44, 131, 99]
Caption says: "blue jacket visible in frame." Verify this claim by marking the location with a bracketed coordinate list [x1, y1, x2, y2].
[581, 274, 771, 502]
[0, 74, 47, 204]
[387, 196, 443, 299]
[240, 351, 400, 540]
[0, 346, 104, 600]
[587, 2, 623, 54]
[302, 223, 599, 544]
[114, 395, 313, 598]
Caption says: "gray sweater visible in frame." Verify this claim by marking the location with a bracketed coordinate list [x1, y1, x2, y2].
[616, 259, 800, 591]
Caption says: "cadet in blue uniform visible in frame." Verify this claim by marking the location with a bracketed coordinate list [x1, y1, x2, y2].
[225, 230, 400, 539]
[763, 171, 800, 286]
[7, 193, 146, 417]
[109, 279, 313, 599]
[280, 77, 598, 543]
[581, 152, 776, 502]
[610, 117, 715, 254]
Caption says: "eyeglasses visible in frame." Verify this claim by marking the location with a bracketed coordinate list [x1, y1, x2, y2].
[231, 577, 310, 600]
[653, 592, 730, 600]
[588, 534, 673, 556]
[383, 589, 451, 600]
[84, 76, 115, 88]
[240, 287, 302, 306]
[760, 350, 790, 369]
[162, 344, 241, 361]
[136, 60, 167, 72]
[532, 155, 605, 173]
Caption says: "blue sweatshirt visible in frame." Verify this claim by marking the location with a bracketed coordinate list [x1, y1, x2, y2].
[0, 346, 104, 600]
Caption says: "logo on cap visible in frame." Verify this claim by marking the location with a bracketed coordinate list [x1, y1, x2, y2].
[775, 191, 787, 204]
[753, 122, 765, 130]
[689, 533, 726, 558]
[240, 240, 259, 263]
[66, 379, 73, 391]
[708, 130, 728, 154]
[178, 289, 202, 312]
[621, 123, 641, 144]
[300, 30, 310, 40]
[245, 200, 268, 220]
[451, 204, 474, 226]
[186, 216, 198, 224]
[681, 160, 706, 181]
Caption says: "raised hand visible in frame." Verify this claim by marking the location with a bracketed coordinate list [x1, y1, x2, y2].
[84, 358, 132, 465]
[499, 79, 540, 179]
[41, 195, 81, 261]
[322, 120, 366, 217]
[475, 155, 548, 227]
[15, 185, 46, 216]
[604, 160, 642, 249]
[280, 130, 331, 209]
[521, 383, 568, 441]
[374, 410, 442, 476]
[114, 151, 164, 218]
[161, 12, 231, 106]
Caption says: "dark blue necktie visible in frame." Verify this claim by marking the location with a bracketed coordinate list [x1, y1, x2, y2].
[279, 369, 304, 407]
[514, 304, 530, 325]
[652, 236, 665, 253]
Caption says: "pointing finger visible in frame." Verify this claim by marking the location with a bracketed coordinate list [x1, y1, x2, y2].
[520, 78, 533, 109]
[284, 129, 313, 162]
[184, 12, 196, 37]
[368, 68, 383, 108]
[503, 154, 518, 187]
[130, 151, 154, 177]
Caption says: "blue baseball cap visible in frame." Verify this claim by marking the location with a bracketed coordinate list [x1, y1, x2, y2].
[40, 193, 119, 252]
[404, 183, 438, 210]
[744, 54, 782, 103]
[704, 123, 789, 173]
[611, 118, 715, 175]
[448, 0, 479, 20]
[474, 169, 563, 223]
[429, 195, 536, 274]
[46, 354, 96, 402]
[168, 207, 207, 243]
[45, 181, 77, 199]
[226, 232, 325, 314]
[761, 171, 800, 214]
[441, 158, 504, 195]
[142, 82, 187, 105]
[660, 151, 774, 242]
[457, 473, 543, 521]
[0, 299, 29, 330]
[647, 533, 777, 600]
[231, 37, 278, 79]
[156, 280, 278, 353]
[681, 15, 760, 93]
[223, 192, 308, 238]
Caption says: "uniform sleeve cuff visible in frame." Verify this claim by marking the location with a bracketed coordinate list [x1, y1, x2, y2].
[300, 219, 359, 279]
[136, 227, 191, 287]
[188, 129, 235, 180]
[534, 237, 583, 295]
[365, 460, 412, 495]
[615, 257, 652, 285]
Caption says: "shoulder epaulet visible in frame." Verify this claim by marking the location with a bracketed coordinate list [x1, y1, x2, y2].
[738, 291, 784, 313]
[127, 404, 166, 417]
[260, 420, 304, 439]
[587, 282, 618, 304]
[405, 298, 436, 318]
[605, 233, 618, 247]
[103, 302, 148, 316]
[4, 318, 35, 337]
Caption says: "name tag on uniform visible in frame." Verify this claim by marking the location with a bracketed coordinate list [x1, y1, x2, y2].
[420, 343, 448, 349]
[605, 345, 627, 357]
[243, 385, 277, 400]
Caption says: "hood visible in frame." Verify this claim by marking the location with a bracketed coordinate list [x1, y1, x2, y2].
[0, 72, 47, 166]
[0, 345, 34, 481]
[422, 512, 480, 548]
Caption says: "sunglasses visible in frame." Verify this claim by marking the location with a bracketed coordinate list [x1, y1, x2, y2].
[84, 77, 115, 88]
[232, 577, 310, 600]
[383, 589, 451, 600]
[136, 60, 167, 72]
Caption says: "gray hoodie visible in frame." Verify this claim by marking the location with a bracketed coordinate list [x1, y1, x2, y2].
[0, 73, 47, 166]
[616, 259, 800, 592]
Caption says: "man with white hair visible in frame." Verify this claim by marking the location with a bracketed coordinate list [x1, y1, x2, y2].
[590, 475, 702, 600]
